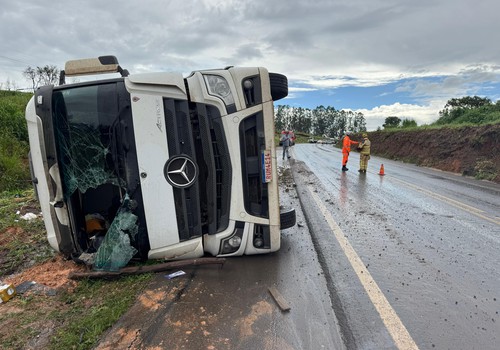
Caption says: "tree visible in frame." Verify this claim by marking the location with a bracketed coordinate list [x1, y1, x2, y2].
[401, 118, 417, 128]
[383, 116, 401, 129]
[3, 78, 18, 91]
[437, 95, 492, 124]
[274, 105, 367, 138]
[23, 67, 38, 92]
[274, 105, 288, 131]
[353, 112, 367, 132]
[443, 96, 491, 110]
[23, 65, 60, 92]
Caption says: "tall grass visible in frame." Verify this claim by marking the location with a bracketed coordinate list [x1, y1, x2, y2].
[0, 90, 32, 192]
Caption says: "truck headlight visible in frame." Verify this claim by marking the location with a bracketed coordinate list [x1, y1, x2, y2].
[203, 74, 235, 106]
[221, 228, 243, 254]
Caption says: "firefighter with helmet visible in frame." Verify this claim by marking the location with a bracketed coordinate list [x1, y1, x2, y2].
[341, 132, 359, 171]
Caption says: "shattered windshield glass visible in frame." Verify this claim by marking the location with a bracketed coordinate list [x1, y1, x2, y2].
[53, 84, 123, 199]
[94, 195, 139, 271]
[52, 83, 139, 269]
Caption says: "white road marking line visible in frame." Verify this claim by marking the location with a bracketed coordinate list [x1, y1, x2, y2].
[387, 176, 500, 226]
[308, 186, 419, 350]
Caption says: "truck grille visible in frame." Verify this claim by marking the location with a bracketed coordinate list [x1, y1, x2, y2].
[239, 112, 269, 218]
[163, 99, 202, 241]
[164, 98, 231, 240]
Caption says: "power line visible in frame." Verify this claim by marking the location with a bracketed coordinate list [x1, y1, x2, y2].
[0, 55, 33, 66]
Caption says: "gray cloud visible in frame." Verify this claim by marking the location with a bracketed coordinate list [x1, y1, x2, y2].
[2, 0, 500, 111]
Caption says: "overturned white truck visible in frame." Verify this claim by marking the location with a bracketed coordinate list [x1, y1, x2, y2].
[25, 56, 295, 268]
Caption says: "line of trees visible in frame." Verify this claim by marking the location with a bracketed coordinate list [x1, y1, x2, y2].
[275, 105, 367, 139]
[23, 65, 60, 92]
[382, 116, 418, 129]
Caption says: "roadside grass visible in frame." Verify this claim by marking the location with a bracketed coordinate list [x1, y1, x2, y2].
[1, 274, 153, 350]
[50, 274, 152, 349]
[0, 189, 155, 350]
[0, 189, 54, 276]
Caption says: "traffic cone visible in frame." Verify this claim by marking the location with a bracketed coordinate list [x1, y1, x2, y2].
[378, 164, 385, 176]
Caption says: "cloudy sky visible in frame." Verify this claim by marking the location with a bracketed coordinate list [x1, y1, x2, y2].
[1, 0, 499, 130]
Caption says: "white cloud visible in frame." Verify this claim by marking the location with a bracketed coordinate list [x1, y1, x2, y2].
[355, 100, 446, 131]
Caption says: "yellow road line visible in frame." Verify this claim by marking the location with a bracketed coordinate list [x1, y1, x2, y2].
[386, 176, 500, 226]
[308, 186, 419, 350]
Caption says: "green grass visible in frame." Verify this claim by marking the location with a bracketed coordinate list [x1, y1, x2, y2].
[0, 189, 55, 277]
[0, 188, 155, 350]
[50, 274, 153, 349]
[0, 90, 32, 193]
[0, 274, 153, 350]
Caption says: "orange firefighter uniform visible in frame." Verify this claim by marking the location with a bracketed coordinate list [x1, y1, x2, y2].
[342, 135, 359, 171]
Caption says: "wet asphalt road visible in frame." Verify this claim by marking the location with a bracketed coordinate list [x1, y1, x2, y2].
[290, 143, 500, 350]
[95, 154, 344, 350]
[96, 144, 499, 350]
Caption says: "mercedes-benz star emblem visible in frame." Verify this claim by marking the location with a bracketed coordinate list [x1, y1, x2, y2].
[164, 155, 198, 188]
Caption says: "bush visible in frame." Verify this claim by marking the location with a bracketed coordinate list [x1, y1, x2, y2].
[474, 159, 497, 181]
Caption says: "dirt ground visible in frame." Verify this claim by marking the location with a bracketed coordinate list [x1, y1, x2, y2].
[362, 124, 500, 183]
[4, 254, 84, 292]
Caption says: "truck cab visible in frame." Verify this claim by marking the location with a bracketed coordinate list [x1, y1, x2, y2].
[25, 56, 295, 268]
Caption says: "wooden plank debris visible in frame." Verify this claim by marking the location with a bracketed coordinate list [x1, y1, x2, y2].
[68, 257, 225, 280]
[268, 286, 291, 312]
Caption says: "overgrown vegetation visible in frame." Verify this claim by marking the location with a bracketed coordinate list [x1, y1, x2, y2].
[434, 96, 500, 126]
[473, 159, 497, 181]
[0, 90, 32, 192]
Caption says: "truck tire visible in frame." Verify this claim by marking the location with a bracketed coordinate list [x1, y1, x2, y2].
[280, 207, 296, 230]
[269, 73, 288, 101]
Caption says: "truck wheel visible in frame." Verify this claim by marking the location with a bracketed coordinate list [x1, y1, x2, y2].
[269, 73, 288, 101]
[280, 207, 296, 230]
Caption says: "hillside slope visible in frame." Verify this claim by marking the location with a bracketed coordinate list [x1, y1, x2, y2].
[363, 124, 500, 183]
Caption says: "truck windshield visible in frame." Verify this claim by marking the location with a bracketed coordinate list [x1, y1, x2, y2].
[52, 83, 141, 269]
[52, 83, 123, 198]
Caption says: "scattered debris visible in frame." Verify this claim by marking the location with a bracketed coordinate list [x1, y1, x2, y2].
[165, 270, 186, 279]
[0, 283, 16, 303]
[268, 286, 291, 312]
[20, 212, 38, 221]
[15, 281, 57, 296]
